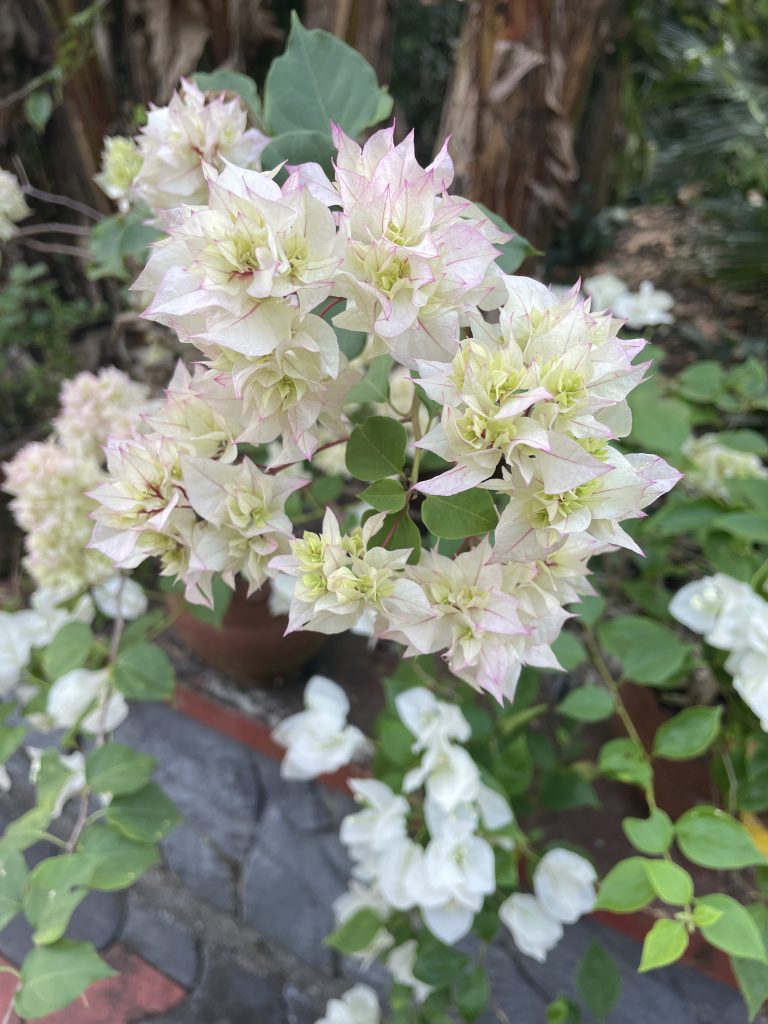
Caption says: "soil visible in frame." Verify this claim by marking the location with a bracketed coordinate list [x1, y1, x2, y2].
[558, 202, 768, 373]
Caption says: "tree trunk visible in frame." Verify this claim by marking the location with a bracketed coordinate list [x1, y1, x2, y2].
[437, 0, 622, 251]
[0, 0, 281, 217]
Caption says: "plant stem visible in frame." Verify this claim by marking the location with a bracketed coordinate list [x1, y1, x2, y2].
[583, 626, 658, 813]
[66, 593, 126, 853]
[407, 390, 424, 489]
[16, 222, 91, 237]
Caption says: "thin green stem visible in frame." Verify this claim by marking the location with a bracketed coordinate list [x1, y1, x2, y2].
[583, 627, 656, 805]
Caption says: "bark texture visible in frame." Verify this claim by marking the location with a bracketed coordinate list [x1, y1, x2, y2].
[438, 0, 622, 250]
[0, 0, 281, 212]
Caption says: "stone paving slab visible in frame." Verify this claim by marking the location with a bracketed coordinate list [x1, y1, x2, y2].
[0, 694, 758, 1023]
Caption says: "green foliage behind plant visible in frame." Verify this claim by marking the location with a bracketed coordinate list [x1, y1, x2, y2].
[0, 263, 97, 446]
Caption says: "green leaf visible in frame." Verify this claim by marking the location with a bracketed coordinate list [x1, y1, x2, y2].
[413, 936, 469, 987]
[368, 510, 421, 561]
[495, 735, 534, 797]
[558, 685, 614, 723]
[597, 615, 689, 685]
[24, 855, 94, 945]
[43, 623, 93, 681]
[727, 479, 768, 512]
[106, 783, 181, 843]
[260, 130, 336, 177]
[360, 478, 406, 513]
[703, 532, 760, 581]
[575, 940, 621, 1021]
[717, 429, 768, 455]
[191, 69, 261, 118]
[653, 706, 722, 761]
[550, 632, 587, 672]
[346, 416, 407, 481]
[376, 718, 415, 766]
[118, 611, 168, 651]
[421, 489, 498, 540]
[538, 767, 599, 810]
[36, 750, 75, 816]
[639, 919, 689, 972]
[24, 90, 53, 133]
[0, 849, 27, 931]
[473, 203, 540, 273]
[325, 908, 384, 954]
[622, 809, 674, 855]
[712, 512, 768, 544]
[546, 997, 581, 1024]
[596, 857, 655, 913]
[335, 326, 367, 360]
[644, 860, 693, 906]
[88, 212, 162, 281]
[675, 806, 766, 869]
[0, 723, 26, 764]
[574, 593, 605, 626]
[0, 806, 51, 852]
[113, 643, 174, 701]
[696, 894, 768, 963]
[652, 496, 722, 537]
[264, 13, 386, 138]
[454, 966, 490, 1022]
[78, 824, 160, 891]
[15, 940, 116, 1019]
[628, 381, 692, 456]
[732, 905, 768, 1020]
[692, 903, 723, 928]
[346, 355, 393, 404]
[598, 738, 652, 788]
[676, 362, 727, 403]
[85, 742, 155, 796]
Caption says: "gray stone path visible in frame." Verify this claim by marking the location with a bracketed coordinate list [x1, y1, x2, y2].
[0, 698, 756, 1023]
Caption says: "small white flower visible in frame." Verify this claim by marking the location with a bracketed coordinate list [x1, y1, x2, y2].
[403, 739, 480, 812]
[315, 984, 380, 1024]
[332, 882, 393, 967]
[22, 590, 95, 649]
[27, 748, 86, 819]
[376, 838, 424, 910]
[669, 577, 729, 635]
[533, 848, 597, 924]
[94, 136, 142, 212]
[730, 648, 768, 731]
[0, 612, 33, 695]
[499, 892, 563, 962]
[583, 272, 628, 312]
[272, 675, 369, 780]
[416, 817, 496, 944]
[386, 940, 433, 1003]
[92, 576, 148, 621]
[477, 782, 515, 832]
[340, 779, 409, 861]
[611, 280, 674, 328]
[683, 433, 768, 502]
[395, 688, 471, 751]
[670, 574, 762, 651]
[46, 668, 128, 734]
[0, 169, 30, 241]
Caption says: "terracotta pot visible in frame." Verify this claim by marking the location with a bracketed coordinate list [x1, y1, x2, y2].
[618, 684, 714, 819]
[167, 581, 327, 687]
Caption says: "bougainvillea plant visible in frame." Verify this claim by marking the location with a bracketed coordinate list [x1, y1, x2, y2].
[1, 15, 768, 1023]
